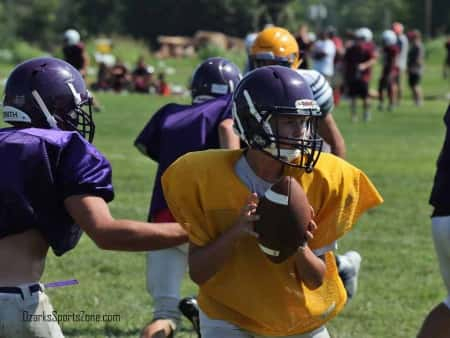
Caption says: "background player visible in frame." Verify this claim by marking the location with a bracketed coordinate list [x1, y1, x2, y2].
[135, 57, 242, 338]
[343, 27, 377, 122]
[62, 29, 90, 78]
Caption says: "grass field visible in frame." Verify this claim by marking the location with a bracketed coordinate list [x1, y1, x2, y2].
[1, 38, 450, 337]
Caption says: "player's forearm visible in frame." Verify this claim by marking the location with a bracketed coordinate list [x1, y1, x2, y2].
[92, 220, 188, 251]
[361, 58, 376, 69]
[189, 226, 241, 285]
[218, 119, 241, 149]
[330, 137, 346, 159]
[318, 115, 346, 159]
[219, 130, 240, 149]
[294, 246, 326, 289]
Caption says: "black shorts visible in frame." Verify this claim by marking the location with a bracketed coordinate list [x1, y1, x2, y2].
[408, 73, 421, 87]
[347, 80, 369, 98]
[379, 72, 398, 90]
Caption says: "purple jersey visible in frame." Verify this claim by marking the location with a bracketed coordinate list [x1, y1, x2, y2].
[135, 94, 232, 219]
[430, 105, 450, 215]
[0, 127, 114, 256]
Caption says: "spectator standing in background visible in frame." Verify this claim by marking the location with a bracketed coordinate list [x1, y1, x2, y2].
[392, 22, 408, 104]
[62, 29, 89, 78]
[295, 24, 313, 69]
[407, 30, 424, 106]
[344, 28, 377, 122]
[327, 26, 345, 106]
[311, 31, 336, 82]
[378, 30, 400, 112]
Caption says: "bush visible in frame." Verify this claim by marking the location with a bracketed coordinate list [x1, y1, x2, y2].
[196, 44, 228, 60]
[195, 44, 247, 71]
[0, 41, 49, 66]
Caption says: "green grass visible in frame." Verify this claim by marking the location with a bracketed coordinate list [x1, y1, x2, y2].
[1, 39, 450, 337]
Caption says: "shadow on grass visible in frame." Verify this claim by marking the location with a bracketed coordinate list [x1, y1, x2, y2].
[63, 326, 140, 337]
[63, 324, 197, 337]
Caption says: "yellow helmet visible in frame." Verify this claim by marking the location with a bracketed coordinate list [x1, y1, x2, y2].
[250, 26, 301, 69]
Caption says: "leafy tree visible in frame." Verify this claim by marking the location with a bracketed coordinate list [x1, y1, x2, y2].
[1, 0, 447, 52]
[1, 0, 59, 49]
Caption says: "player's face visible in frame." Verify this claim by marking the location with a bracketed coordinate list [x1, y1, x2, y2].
[270, 115, 311, 147]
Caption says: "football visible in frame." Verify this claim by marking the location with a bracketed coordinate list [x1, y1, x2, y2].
[254, 176, 312, 264]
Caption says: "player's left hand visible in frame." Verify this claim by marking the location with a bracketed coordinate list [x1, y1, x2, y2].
[304, 205, 317, 241]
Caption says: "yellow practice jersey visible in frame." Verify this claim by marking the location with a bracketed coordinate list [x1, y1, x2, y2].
[162, 149, 383, 336]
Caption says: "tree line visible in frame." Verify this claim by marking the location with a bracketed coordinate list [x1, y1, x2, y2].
[0, 0, 448, 50]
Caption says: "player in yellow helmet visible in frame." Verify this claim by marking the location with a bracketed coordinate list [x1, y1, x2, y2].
[249, 26, 345, 157]
[250, 26, 302, 69]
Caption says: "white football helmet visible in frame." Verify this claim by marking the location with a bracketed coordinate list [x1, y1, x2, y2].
[382, 30, 397, 46]
[355, 27, 373, 42]
[64, 29, 80, 46]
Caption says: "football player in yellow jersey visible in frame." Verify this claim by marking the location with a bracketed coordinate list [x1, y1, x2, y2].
[249, 25, 363, 303]
[162, 66, 383, 337]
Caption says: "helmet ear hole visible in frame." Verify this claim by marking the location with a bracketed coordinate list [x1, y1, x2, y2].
[252, 132, 270, 148]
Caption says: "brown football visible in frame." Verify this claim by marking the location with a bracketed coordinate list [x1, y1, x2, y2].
[254, 176, 312, 264]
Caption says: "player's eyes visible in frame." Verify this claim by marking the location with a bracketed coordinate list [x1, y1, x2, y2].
[287, 118, 308, 125]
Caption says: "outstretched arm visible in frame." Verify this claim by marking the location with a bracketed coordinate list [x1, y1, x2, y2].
[65, 195, 188, 251]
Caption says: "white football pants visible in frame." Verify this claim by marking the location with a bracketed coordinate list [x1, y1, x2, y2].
[146, 244, 189, 324]
[199, 308, 330, 338]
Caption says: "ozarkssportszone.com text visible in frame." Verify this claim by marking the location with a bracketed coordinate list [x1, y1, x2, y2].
[22, 310, 121, 323]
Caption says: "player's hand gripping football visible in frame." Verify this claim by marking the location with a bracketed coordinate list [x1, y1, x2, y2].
[233, 193, 260, 239]
[303, 205, 317, 244]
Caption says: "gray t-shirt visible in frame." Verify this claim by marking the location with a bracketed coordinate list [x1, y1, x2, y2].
[234, 154, 336, 256]
[234, 154, 273, 198]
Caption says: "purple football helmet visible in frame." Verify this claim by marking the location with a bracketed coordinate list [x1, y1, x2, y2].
[191, 57, 242, 104]
[3, 57, 95, 142]
[233, 66, 323, 171]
